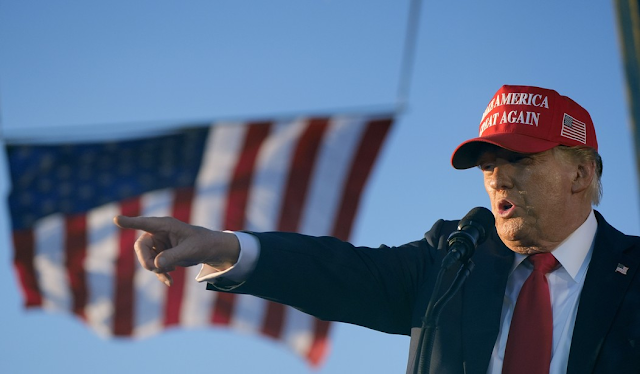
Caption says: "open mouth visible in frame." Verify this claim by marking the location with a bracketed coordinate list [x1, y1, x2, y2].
[497, 199, 515, 215]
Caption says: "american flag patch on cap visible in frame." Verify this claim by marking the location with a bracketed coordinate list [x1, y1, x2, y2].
[561, 113, 587, 144]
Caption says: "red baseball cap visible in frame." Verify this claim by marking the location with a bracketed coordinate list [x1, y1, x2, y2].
[451, 85, 598, 169]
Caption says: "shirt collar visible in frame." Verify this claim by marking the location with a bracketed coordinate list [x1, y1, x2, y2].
[552, 210, 597, 280]
[511, 210, 597, 280]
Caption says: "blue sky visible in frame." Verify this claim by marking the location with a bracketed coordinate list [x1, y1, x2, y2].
[1, 1, 637, 373]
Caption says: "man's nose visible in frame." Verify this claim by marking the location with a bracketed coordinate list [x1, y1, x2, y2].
[487, 164, 514, 190]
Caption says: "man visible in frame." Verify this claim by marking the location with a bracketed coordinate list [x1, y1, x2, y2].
[115, 85, 640, 373]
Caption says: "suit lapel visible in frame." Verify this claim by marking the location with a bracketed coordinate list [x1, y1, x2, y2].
[462, 233, 513, 374]
[567, 212, 640, 374]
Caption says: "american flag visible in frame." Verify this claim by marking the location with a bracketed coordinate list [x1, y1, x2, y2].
[560, 113, 587, 144]
[7, 114, 393, 367]
[616, 263, 629, 275]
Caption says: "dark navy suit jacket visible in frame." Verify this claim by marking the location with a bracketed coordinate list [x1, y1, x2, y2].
[208, 211, 640, 373]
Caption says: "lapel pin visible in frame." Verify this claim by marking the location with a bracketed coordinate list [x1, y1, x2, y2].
[615, 263, 629, 275]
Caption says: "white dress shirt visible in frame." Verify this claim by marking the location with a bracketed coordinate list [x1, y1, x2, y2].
[486, 210, 597, 374]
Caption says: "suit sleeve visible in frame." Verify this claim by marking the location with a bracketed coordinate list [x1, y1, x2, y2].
[207, 220, 455, 335]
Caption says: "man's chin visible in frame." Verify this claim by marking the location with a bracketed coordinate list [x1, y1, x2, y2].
[496, 221, 532, 245]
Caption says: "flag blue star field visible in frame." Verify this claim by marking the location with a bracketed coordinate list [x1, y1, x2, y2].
[6, 115, 393, 367]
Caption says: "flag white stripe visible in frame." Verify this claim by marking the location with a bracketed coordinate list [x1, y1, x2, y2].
[85, 203, 120, 337]
[229, 120, 305, 345]
[230, 294, 268, 333]
[34, 213, 70, 312]
[239, 116, 360, 356]
[561, 130, 586, 143]
[562, 123, 586, 132]
[132, 188, 174, 337]
[192, 123, 247, 231]
[245, 119, 305, 232]
[299, 115, 367, 236]
[282, 307, 315, 357]
[181, 265, 213, 327]
[183, 123, 247, 327]
[279, 116, 367, 357]
[224, 120, 305, 334]
[563, 126, 585, 135]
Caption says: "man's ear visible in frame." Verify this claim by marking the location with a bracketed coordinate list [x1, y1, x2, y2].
[571, 160, 596, 194]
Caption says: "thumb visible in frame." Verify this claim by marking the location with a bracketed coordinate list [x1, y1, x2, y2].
[154, 249, 177, 271]
[153, 241, 198, 271]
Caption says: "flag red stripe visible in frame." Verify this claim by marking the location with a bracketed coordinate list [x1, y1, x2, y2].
[211, 293, 236, 326]
[212, 122, 272, 325]
[261, 303, 286, 339]
[164, 187, 195, 326]
[12, 229, 42, 307]
[261, 119, 330, 340]
[307, 319, 331, 367]
[65, 214, 88, 319]
[225, 122, 272, 230]
[305, 117, 392, 364]
[114, 197, 141, 336]
[332, 118, 392, 240]
[277, 118, 330, 232]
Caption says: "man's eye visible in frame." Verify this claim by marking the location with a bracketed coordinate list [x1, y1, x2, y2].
[479, 163, 494, 171]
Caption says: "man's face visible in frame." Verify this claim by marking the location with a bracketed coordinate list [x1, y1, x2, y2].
[478, 146, 578, 254]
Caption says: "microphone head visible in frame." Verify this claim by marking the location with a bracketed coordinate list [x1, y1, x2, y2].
[458, 207, 495, 245]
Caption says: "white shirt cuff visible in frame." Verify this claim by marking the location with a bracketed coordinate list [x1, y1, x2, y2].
[195, 231, 260, 283]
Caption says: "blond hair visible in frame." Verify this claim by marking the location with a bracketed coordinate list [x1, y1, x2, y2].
[554, 146, 603, 205]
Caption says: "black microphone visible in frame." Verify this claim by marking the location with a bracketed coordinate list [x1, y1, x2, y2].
[442, 207, 495, 270]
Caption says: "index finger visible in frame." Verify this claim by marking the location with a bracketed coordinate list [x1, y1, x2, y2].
[113, 215, 165, 233]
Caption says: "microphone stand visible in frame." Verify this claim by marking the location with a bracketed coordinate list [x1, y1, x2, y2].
[412, 259, 475, 374]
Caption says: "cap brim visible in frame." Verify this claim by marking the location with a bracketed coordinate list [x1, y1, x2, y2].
[451, 133, 560, 169]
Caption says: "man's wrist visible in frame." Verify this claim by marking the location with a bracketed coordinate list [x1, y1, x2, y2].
[195, 231, 260, 283]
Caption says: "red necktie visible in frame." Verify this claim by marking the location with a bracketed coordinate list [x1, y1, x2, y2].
[502, 252, 559, 374]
